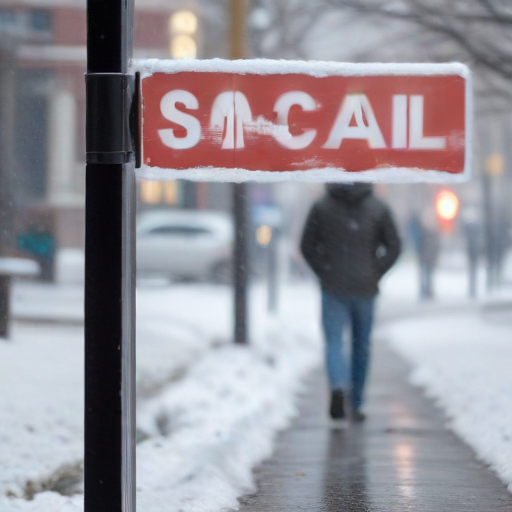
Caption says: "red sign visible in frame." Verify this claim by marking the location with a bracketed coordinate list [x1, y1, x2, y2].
[137, 60, 470, 182]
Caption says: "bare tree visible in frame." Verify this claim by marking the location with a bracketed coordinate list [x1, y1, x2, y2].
[247, 0, 327, 59]
[246, 0, 512, 111]
[326, 0, 512, 79]
[322, 0, 512, 110]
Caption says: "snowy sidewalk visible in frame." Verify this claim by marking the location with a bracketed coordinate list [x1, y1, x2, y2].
[2, 257, 512, 510]
[0, 282, 324, 511]
[233, 338, 512, 512]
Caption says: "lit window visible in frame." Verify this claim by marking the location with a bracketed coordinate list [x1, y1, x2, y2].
[169, 11, 198, 59]
[140, 180, 162, 204]
[170, 35, 197, 59]
[31, 9, 52, 32]
[164, 182, 177, 204]
[169, 11, 197, 35]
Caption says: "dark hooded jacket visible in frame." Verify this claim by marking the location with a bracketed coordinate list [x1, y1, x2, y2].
[300, 183, 401, 296]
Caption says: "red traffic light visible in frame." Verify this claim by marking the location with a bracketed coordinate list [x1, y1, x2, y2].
[436, 190, 459, 221]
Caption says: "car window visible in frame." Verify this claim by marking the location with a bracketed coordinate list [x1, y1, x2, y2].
[146, 225, 212, 236]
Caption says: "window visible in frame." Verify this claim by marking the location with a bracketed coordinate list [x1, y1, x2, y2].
[30, 9, 52, 33]
[0, 9, 16, 28]
[147, 225, 211, 236]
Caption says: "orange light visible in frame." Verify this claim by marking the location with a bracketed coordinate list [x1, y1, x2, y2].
[256, 225, 272, 246]
[486, 154, 503, 176]
[436, 190, 459, 221]
[140, 180, 162, 204]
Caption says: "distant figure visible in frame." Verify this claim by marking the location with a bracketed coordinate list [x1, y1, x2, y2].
[17, 228, 56, 282]
[409, 211, 440, 300]
[301, 183, 400, 421]
[485, 217, 509, 290]
[462, 210, 481, 298]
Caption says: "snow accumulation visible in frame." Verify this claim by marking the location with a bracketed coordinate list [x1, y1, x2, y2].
[0, 282, 322, 512]
[2, 257, 512, 511]
[380, 311, 512, 493]
[136, 165, 471, 185]
[379, 258, 512, 494]
[136, 329, 318, 512]
[0, 324, 84, 509]
[132, 58, 470, 80]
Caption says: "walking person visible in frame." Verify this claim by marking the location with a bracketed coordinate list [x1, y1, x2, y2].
[300, 183, 400, 421]
[464, 219, 480, 298]
[417, 211, 440, 300]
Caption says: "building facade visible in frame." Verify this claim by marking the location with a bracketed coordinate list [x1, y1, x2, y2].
[0, 0, 229, 259]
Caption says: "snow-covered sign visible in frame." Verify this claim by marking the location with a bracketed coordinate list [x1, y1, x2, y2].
[134, 59, 471, 183]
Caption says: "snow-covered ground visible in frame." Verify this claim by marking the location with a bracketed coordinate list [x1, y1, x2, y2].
[0, 276, 323, 512]
[379, 310, 512, 493]
[1, 250, 512, 510]
[0, 324, 84, 502]
[377, 252, 512, 492]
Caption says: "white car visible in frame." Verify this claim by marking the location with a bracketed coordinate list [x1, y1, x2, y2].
[136, 209, 233, 282]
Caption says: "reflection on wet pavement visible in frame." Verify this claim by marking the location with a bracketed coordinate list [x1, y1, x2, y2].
[235, 340, 512, 511]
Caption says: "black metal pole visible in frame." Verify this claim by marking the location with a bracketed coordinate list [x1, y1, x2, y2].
[85, 1, 136, 511]
[231, 0, 249, 344]
[0, 38, 16, 340]
[0, 276, 10, 338]
[233, 183, 249, 343]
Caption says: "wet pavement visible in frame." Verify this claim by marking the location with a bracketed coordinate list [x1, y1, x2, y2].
[235, 339, 512, 511]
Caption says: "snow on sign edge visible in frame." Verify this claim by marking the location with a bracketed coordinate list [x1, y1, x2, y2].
[131, 58, 470, 79]
[131, 58, 472, 184]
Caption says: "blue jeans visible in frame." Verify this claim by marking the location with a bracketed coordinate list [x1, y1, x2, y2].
[321, 290, 375, 409]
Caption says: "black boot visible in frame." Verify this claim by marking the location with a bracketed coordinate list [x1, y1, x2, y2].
[329, 390, 345, 419]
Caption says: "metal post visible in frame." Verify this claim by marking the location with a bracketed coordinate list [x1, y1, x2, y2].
[230, 0, 249, 344]
[482, 172, 495, 291]
[230, 0, 246, 60]
[267, 231, 278, 313]
[233, 183, 249, 343]
[0, 276, 10, 338]
[85, 1, 136, 511]
[0, 38, 16, 340]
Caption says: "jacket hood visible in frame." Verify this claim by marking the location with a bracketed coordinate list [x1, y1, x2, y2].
[326, 183, 373, 203]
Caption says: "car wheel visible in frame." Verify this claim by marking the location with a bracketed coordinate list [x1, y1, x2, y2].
[210, 260, 232, 284]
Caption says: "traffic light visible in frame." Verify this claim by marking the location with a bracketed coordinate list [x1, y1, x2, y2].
[435, 189, 459, 232]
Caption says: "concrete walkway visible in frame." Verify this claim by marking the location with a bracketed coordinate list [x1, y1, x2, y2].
[234, 339, 512, 512]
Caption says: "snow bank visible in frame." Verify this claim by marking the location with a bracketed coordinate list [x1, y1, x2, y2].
[0, 325, 84, 500]
[0, 493, 82, 512]
[1, 282, 322, 511]
[136, 322, 320, 512]
[382, 312, 512, 492]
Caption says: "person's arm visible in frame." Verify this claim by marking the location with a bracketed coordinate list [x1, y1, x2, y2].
[300, 204, 324, 278]
[376, 206, 401, 277]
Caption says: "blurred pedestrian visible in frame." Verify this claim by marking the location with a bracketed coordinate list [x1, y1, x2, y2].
[300, 183, 400, 421]
[462, 209, 481, 298]
[485, 216, 509, 290]
[410, 211, 440, 300]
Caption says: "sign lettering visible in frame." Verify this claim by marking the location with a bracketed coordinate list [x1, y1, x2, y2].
[136, 60, 470, 182]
